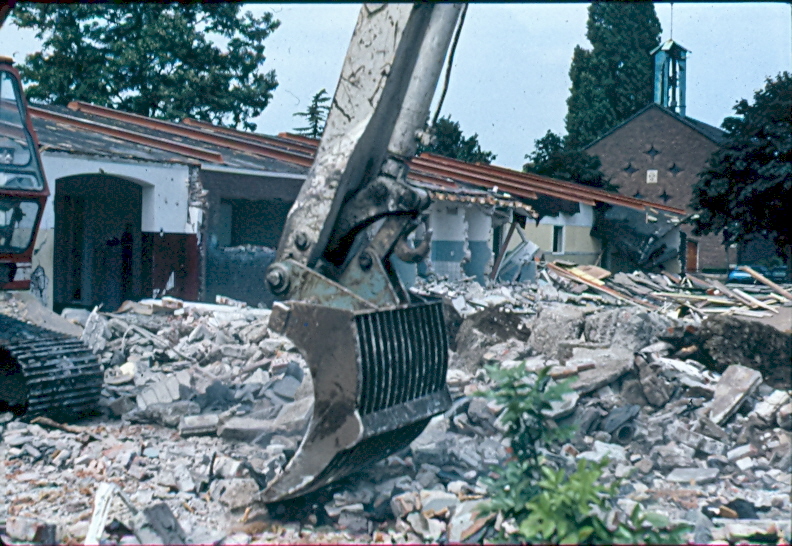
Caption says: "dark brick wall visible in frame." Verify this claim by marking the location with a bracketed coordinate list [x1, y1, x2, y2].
[586, 106, 728, 271]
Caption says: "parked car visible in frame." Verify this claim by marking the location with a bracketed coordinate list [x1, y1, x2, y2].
[727, 265, 789, 284]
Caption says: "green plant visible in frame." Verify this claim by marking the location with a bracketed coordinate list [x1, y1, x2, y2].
[478, 363, 690, 544]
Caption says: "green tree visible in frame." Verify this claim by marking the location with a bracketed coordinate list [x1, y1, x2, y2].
[13, 4, 279, 131]
[420, 115, 496, 164]
[293, 88, 330, 139]
[565, 2, 662, 149]
[691, 72, 792, 271]
[523, 130, 615, 191]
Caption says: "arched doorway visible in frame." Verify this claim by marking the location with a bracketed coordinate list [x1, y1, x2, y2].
[54, 174, 143, 311]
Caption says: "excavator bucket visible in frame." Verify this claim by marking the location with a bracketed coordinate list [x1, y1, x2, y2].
[260, 299, 450, 502]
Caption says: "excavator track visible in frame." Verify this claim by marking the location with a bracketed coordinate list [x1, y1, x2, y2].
[0, 314, 102, 421]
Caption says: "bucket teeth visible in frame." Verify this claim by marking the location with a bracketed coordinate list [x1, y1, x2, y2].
[0, 315, 102, 421]
[261, 300, 450, 502]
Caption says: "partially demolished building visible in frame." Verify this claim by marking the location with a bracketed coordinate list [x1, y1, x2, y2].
[26, 101, 687, 311]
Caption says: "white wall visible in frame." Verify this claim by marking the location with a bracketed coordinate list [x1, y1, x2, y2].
[40, 152, 193, 234]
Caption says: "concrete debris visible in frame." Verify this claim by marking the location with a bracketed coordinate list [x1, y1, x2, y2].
[2, 264, 791, 544]
[708, 365, 764, 425]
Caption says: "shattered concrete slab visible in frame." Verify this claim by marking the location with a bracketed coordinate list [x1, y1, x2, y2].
[708, 365, 764, 425]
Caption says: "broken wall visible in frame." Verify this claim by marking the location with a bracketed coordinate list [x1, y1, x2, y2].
[521, 204, 600, 264]
[199, 170, 303, 306]
[424, 203, 494, 285]
[34, 154, 195, 310]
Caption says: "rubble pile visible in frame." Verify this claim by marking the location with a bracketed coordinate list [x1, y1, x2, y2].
[1, 271, 790, 544]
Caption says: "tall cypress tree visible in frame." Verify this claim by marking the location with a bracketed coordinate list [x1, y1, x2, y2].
[565, 2, 662, 149]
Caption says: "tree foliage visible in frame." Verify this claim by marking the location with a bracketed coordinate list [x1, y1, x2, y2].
[293, 88, 330, 139]
[565, 2, 662, 148]
[691, 72, 792, 259]
[524, 130, 614, 191]
[13, 4, 279, 131]
[420, 115, 496, 165]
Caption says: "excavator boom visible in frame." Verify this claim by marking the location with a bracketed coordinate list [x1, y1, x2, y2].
[260, 4, 464, 501]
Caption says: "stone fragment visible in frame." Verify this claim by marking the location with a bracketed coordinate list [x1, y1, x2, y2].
[269, 396, 313, 435]
[173, 464, 196, 493]
[179, 414, 220, 437]
[584, 307, 673, 352]
[482, 339, 533, 365]
[218, 417, 273, 442]
[268, 375, 301, 402]
[109, 396, 137, 417]
[131, 503, 188, 545]
[735, 457, 756, 471]
[727, 444, 757, 462]
[136, 376, 182, 410]
[6, 516, 56, 543]
[707, 365, 763, 425]
[447, 500, 495, 543]
[410, 416, 449, 466]
[619, 378, 650, 406]
[466, 397, 495, 429]
[634, 354, 673, 408]
[82, 309, 110, 353]
[568, 348, 633, 395]
[665, 421, 725, 455]
[666, 467, 720, 484]
[543, 390, 579, 420]
[209, 478, 260, 510]
[336, 512, 370, 535]
[577, 440, 627, 464]
[651, 442, 696, 471]
[406, 513, 445, 541]
[635, 457, 654, 473]
[391, 491, 421, 519]
[531, 304, 588, 357]
[753, 390, 789, 425]
[134, 401, 201, 428]
[420, 490, 459, 519]
[778, 403, 792, 430]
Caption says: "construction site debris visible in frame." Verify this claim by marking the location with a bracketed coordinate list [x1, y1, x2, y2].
[1, 264, 791, 544]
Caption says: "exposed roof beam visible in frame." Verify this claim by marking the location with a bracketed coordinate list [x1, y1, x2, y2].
[67, 101, 314, 168]
[31, 106, 224, 164]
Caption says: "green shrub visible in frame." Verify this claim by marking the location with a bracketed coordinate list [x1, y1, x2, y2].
[478, 362, 690, 544]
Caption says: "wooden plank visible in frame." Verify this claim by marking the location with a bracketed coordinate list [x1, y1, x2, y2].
[651, 292, 735, 305]
[569, 267, 605, 286]
[709, 279, 754, 308]
[739, 266, 792, 300]
[732, 287, 778, 314]
[662, 271, 684, 285]
[548, 263, 656, 310]
[685, 273, 715, 290]
[576, 264, 611, 280]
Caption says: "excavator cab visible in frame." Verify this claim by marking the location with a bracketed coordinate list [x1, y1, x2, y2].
[0, 58, 47, 289]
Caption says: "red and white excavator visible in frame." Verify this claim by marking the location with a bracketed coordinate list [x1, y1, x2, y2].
[1, 3, 466, 502]
[0, 3, 102, 422]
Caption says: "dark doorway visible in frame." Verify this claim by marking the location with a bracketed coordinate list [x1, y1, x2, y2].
[54, 175, 143, 312]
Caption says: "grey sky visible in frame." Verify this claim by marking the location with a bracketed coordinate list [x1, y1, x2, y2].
[1, 3, 790, 170]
